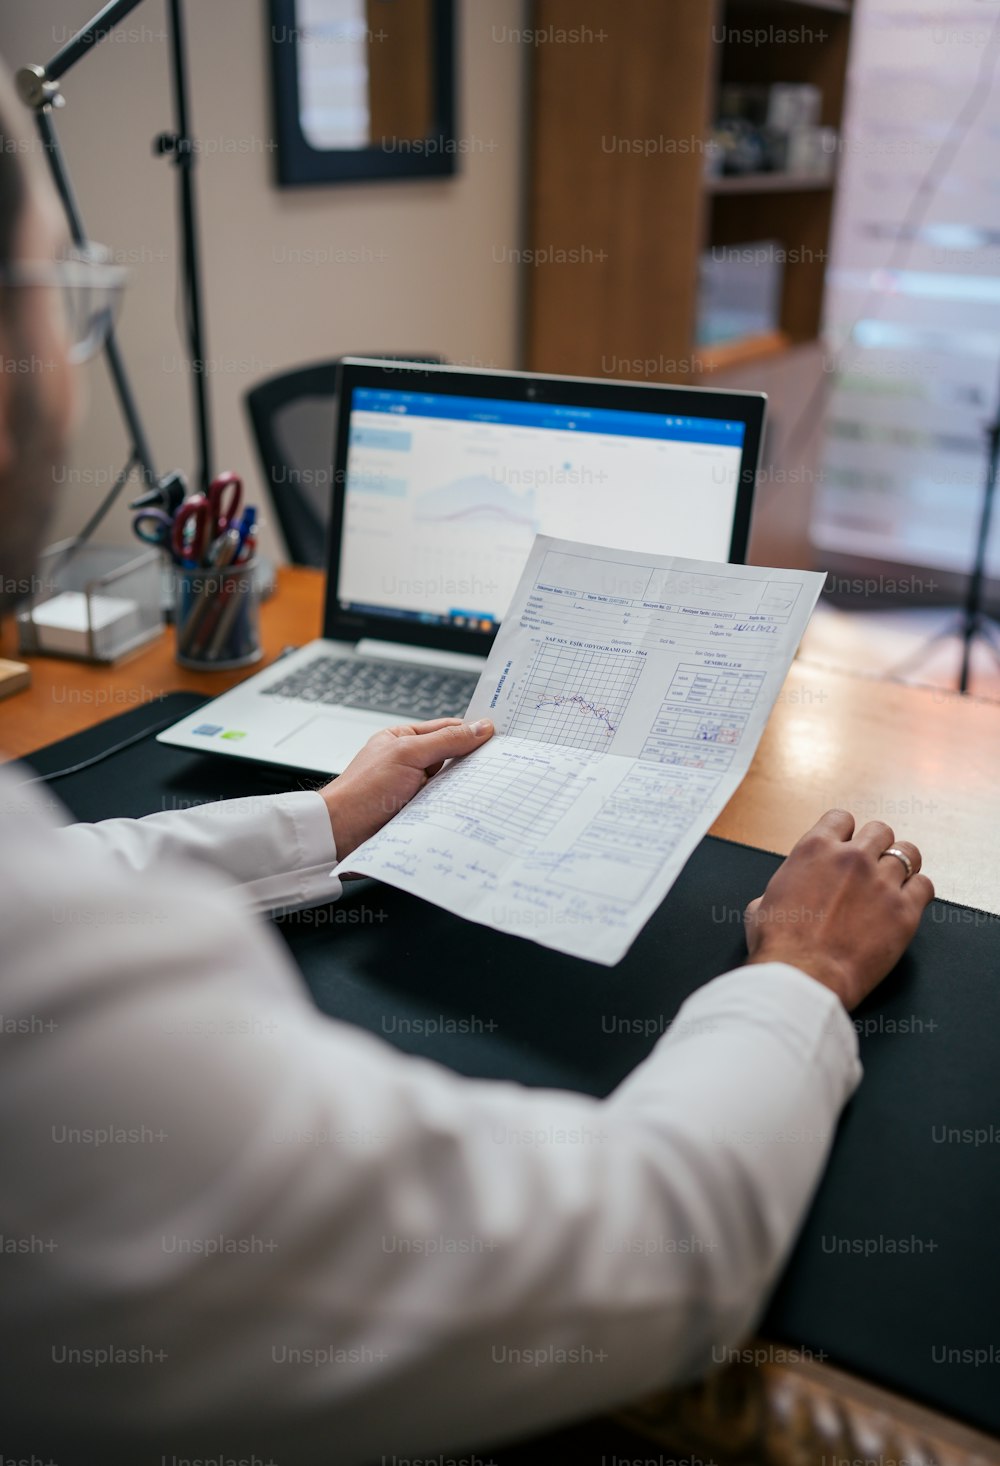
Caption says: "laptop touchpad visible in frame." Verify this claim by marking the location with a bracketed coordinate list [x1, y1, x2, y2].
[275, 711, 399, 775]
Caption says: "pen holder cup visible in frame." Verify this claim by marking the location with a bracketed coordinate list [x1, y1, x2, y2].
[174, 560, 262, 671]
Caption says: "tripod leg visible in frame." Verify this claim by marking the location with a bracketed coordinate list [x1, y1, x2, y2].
[959, 421, 1000, 693]
[884, 614, 963, 680]
[972, 615, 1000, 667]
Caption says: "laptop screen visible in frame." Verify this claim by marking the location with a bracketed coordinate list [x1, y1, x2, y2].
[334, 384, 749, 635]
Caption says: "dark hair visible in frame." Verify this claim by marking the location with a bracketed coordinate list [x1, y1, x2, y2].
[0, 65, 27, 266]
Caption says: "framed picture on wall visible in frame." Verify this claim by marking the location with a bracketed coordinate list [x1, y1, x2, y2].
[269, 0, 458, 186]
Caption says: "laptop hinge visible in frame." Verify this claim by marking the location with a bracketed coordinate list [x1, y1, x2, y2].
[355, 639, 488, 671]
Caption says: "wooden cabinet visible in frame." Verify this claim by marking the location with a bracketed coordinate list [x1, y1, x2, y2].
[524, 0, 854, 382]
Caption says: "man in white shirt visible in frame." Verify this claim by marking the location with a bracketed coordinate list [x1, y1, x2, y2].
[0, 65, 933, 1466]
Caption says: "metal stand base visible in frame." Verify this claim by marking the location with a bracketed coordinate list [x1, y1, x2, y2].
[888, 609, 1000, 693]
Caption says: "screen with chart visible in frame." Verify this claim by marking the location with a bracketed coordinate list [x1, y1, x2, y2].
[336, 386, 746, 631]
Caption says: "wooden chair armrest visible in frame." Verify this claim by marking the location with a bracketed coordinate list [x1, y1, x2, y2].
[614, 1340, 1000, 1465]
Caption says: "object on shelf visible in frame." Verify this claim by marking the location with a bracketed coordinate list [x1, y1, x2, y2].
[766, 83, 822, 134]
[710, 119, 768, 176]
[719, 84, 770, 127]
[786, 125, 838, 180]
[696, 239, 785, 347]
[16, 542, 163, 664]
[712, 81, 836, 179]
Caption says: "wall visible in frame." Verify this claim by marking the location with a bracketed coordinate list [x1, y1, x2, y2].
[0, 0, 529, 563]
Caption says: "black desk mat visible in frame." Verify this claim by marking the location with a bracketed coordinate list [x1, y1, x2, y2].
[18, 693, 1000, 1437]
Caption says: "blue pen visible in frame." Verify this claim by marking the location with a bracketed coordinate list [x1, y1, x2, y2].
[233, 505, 256, 562]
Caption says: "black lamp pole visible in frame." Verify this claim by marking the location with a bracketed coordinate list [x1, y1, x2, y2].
[158, 0, 213, 495]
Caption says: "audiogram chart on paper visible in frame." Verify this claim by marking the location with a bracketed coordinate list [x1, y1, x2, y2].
[507, 643, 645, 752]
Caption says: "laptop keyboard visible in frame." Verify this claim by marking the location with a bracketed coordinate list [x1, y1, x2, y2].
[261, 654, 481, 721]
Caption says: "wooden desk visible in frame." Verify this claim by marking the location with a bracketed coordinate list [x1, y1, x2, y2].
[0, 567, 324, 760]
[4, 567, 1000, 916]
[711, 658, 1000, 917]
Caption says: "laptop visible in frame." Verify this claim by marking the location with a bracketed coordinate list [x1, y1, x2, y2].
[158, 359, 765, 775]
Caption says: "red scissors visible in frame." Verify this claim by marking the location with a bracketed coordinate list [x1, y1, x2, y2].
[172, 473, 243, 566]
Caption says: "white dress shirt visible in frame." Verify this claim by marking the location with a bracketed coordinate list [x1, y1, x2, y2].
[0, 759, 861, 1465]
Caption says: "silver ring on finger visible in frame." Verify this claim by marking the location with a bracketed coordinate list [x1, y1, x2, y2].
[880, 845, 914, 881]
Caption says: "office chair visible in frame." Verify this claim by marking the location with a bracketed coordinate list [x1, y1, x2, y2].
[245, 355, 444, 567]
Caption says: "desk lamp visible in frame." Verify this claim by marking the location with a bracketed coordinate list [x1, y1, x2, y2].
[16, 0, 214, 548]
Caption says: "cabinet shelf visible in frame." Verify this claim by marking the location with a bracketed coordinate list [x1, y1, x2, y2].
[696, 330, 792, 376]
[708, 171, 835, 195]
[726, 0, 851, 13]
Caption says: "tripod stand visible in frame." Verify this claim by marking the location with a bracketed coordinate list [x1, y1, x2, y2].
[888, 369, 1000, 695]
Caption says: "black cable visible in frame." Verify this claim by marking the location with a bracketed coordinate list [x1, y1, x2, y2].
[18, 707, 194, 786]
[67, 449, 138, 545]
[784, 5, 1000, 463]
[24, 650, 301, 788]
[48, 449, 139, 580]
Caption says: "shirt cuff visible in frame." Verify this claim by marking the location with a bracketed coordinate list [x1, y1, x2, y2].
[243, 790, 342, 915]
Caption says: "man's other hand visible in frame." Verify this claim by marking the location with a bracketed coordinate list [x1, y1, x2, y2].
[321, 718, 494, 862]
[744, 809, 934, 1010]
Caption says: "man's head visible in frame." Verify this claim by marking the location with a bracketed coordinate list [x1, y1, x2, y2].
[0, 60, 80, 612]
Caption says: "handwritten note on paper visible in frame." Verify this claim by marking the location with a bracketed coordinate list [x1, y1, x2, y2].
[333, 536, 826, 965]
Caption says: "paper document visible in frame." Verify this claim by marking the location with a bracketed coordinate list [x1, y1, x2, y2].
[334, 536, 825, 965]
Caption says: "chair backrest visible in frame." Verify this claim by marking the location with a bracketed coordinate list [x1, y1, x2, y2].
[245, 355, 444, 566]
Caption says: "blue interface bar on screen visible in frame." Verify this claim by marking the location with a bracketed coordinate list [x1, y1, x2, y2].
[352, 387, 746, 448]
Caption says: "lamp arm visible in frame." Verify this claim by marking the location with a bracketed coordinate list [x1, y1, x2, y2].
[34, 0, 151, 87]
